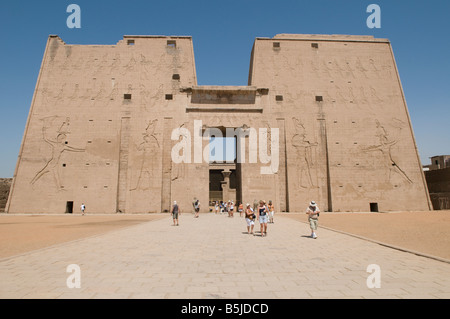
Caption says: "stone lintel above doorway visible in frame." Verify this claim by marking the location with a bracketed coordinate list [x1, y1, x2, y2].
[181, 85, 269, 105]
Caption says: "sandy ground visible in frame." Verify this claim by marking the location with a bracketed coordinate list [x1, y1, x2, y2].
[1, 211, 449, 261]
[0, 214, 165, 259]
[283, 210, 450, 261]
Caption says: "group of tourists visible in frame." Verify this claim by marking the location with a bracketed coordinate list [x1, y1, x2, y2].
[170, 198, 321, 239]
[212, 200, 243, 217]
[170, 198, 201, 225]
[242, 200, 275, 237]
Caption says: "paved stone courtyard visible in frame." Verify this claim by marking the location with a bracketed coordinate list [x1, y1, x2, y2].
[1, 213, 449, 299]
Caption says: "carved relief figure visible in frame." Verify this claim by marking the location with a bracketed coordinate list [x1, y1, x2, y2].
[68, 83, 79, 102]
[124, 55, 137, 74]
[291, 117, 318, 188]
[54, 83, 66, 101]
[93, 83, 106, 102]
[363, 119, 412, 184]
[130, 119, 160, 191]
[40, 86, 52, 105]
[31, 117, 85, 189]
[140, 83, 151, 106]
[171, 122, 188, 181]
[107, 82, 118, 101]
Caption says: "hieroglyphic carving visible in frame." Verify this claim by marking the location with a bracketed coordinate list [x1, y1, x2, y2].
[31, 116, 85, 189]
[109, 53, 121, 75]
[140, 53, 152, 81]
[68, 83, 79, 102]
[140, 83, 151, 106]
[92, 83, 106, 102]
[124, 55, 137, 74]
[171, 122, 188, 181]
[363, 119, 412, 184]
[40, 85, 52, 105]
[107, 82, 119, 101]
[130, 119, 160, 191]
[291, 117, 318, 188]
[54, 83, 66, 101]
[355, 57, 369, 79]
[303, 56, 393, 81]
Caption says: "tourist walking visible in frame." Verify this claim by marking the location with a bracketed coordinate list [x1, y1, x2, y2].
[257, 200, 268, 237]
[215, 201, 219, 214]
[238, 202, 243, 217]
[80, 203, 86, 216]
[244, 203, 255, 234]
[306, 201, 320, 238]
[172, 201, 180, 226]
[229, 201, 234, 217]
[193, 199, 200, 218]
[267, 200, 274, 223]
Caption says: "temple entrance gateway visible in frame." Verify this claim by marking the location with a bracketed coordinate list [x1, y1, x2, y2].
[208, 136, 239, 206]
[5, 34, 432, 214]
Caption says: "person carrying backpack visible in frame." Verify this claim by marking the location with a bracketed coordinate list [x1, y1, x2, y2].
[193, 199, 200, 218]
[172, 201, 180, 226]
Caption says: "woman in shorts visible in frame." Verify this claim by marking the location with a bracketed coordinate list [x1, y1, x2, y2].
[267, 200, 274, 223]
[238, 202, 243, 217]
[244, 203, 255, 234]
[172, 201, 180, 226]
[257, 200, 268, 237]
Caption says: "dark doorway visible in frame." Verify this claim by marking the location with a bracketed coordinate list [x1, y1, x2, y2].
[370, 202, 379, 212]
[66, 201, 74, 214]
[209, 169, 223, 204]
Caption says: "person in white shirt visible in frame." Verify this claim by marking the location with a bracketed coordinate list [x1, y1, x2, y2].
[306, 201, 320, 239]
[244, 204, 255, 234]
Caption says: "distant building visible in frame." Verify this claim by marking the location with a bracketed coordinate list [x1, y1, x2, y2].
[424, 155, 450, 210]
[0, 178, 12, 212]
[426, 155, 450, 171]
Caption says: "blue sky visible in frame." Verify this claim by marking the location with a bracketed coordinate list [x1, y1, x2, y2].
[0, 0, 449, 177]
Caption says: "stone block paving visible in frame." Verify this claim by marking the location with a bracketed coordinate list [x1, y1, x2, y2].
[1, 213, 449, 299]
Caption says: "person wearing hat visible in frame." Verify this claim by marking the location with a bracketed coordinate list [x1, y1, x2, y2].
[172, 201, 180, 226]
[306, 201, 320, 239]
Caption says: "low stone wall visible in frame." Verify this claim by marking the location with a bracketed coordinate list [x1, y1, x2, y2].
[0, 178, 12, 212]
[429, 193, 450, 210]
[425, 167, 450, 210]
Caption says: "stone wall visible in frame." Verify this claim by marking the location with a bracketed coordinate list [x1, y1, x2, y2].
[425, 167, 450, 210]
[6, 34, 432, 213]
